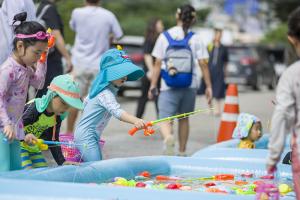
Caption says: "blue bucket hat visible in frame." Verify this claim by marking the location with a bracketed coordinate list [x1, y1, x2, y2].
[89, 48, 144, 98]
[232, 113, 261, 139]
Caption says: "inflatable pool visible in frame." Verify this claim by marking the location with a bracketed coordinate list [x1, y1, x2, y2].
[202, 134, 291, 150]
[0, 155, 294, 200]
[192, 134, 291, 165]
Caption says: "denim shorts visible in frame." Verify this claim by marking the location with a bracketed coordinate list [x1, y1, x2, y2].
[158, 88, 197, 119]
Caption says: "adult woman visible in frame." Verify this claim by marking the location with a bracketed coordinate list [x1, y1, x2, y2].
[136, 18, 164, 118]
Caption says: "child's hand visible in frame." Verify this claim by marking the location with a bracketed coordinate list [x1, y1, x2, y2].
[63, 161, 79, 166]
[134, 119, 146, 130]
[266, 164, 277, 174]
[205, 87, 213, 106]
[3, 125, 15, 141]
[24, 134, 37, 145]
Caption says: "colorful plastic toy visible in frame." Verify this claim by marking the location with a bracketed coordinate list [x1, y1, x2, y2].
[128, 108, 213, 136]
[214, 174, 235, 181]
[139, 171, 151, 178]
[39, 28, 55, 63]
[155, 175, 180, 181]
[255, 183, 279, 200]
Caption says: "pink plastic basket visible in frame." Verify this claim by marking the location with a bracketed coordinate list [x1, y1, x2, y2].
[59, 134, 105, 162]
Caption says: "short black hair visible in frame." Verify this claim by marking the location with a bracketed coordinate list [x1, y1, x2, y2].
[12, 12, 47, 50]
[288, 7, 300, 41]
[86, 0, 100, 4]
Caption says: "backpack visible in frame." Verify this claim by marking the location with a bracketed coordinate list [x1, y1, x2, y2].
[161, 31, 194, 88]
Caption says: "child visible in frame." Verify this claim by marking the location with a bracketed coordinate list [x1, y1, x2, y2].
[21, 74, 84, 169]
[74, 48, 145, 162]
[232, 113, 263, 149]
[0, 12, 48, 171]
[267, 8, 300, 198]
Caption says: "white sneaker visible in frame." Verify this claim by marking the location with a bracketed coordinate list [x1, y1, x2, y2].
[163, 136, 175, 156]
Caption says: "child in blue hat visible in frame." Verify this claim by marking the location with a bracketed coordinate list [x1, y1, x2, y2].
[74, 48, 145, 162]
[232, 113, 263, 149]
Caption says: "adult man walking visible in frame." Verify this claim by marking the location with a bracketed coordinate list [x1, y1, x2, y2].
[66, 0, 123, 134]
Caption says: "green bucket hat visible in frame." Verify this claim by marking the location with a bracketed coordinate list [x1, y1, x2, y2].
[35, 74, 84, 113]
[89, 48, 144, 98]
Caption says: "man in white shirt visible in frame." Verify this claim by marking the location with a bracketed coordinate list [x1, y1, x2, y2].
[67, 0, 123, 134]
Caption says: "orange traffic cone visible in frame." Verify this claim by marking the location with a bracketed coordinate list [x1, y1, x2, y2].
[217, 84, 240, 142]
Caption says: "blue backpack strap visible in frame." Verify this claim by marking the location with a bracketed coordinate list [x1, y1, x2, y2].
[163, 31, 175, 46]
[163, 31, 194, 48]
[183, 32, 194, 44]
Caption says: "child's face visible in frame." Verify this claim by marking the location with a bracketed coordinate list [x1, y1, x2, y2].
[51, 96, 70, 115]
[249, 122, 262, 142]
[112, 76, 128, 87]
[16, 41, 47, 66]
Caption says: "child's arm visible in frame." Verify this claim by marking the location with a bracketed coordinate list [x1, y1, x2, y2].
[22, 103, 43, 144]
[40, 116, 65, 165]
[0, 66, 15, 139]
[98, 90, 145, 129]
[120, 112, 145, 129]
[29, 61, 47, 89]
[267, 71, 294, 170]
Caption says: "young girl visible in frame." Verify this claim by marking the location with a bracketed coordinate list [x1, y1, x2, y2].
[0, 12, 48, 171]
[21, 74, 83, 169]
[136, 18, 164, 118]
[232, 113, 263, 149]
[148, 4, 212, 156]
[74, 48, 145, 162]
[267, 8, 300, 198]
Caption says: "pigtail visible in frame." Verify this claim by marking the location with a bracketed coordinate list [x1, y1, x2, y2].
[13, 12, 27, 25]
[178, 5, 196, 36]
[13, 12, 27, 34]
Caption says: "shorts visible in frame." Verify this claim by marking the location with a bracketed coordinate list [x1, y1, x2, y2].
[0, 133, 21, 172]
[73, 67, 98, 97]
[21, 148, 47, 169]
[158, 88, 197, 119]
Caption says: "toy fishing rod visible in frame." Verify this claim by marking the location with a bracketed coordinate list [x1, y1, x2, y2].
[2, 137, 79, 147]
[128, 108, 213, 136]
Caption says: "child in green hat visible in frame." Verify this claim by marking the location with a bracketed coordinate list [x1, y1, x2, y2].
[74, 48, 145, 162]
[21, 74, 83, 169]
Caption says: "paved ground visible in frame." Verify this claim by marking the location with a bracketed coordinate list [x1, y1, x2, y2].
[55, 86, 275, 162]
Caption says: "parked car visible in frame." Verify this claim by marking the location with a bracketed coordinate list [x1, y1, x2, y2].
[112, 36, 145, 96]
[225, 45, 277, 90]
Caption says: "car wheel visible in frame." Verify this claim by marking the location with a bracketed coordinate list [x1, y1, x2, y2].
[252, 74, 263, 91]
[118, 88, 125, 97]
[268, 74, 277, 90]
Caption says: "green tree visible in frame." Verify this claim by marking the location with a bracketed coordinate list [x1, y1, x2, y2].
[54, 0, 210, 44]
[261, 23, 288, 45]
[261, 0, 299, 45]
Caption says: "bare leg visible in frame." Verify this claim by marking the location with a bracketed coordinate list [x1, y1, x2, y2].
[178, 118, 189, 154]
[160, 121, 175, 155]
[67, 107, 79, 133]
[214, 99, 223, 116]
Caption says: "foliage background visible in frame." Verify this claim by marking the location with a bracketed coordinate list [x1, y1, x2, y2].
[51, 0, 209, 44]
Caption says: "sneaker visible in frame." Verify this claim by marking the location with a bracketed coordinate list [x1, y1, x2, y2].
[177, 152, 188, 157]
[163, 136, 175, 156]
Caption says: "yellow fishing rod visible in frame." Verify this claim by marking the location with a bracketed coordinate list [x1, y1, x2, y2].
[128, 108, 213, 136]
